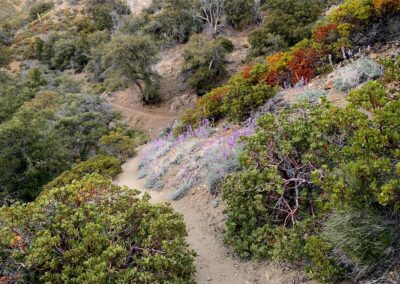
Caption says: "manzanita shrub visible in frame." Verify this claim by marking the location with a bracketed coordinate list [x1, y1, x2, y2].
[223, 77, 400, 282]
[0, 174, 195, 283]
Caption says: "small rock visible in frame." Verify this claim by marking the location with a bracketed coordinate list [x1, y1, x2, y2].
[211, 199, 220, 208]
[206, 276, 212, 281]
[370, 53, 378, 59]
[324, 80, 334, 90]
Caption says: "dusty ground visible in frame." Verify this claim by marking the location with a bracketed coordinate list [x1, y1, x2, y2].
[126, 0, 152, 15]
[114, 149, 315, 284]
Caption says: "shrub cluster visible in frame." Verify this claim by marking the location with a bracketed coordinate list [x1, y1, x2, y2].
[222, 67, 400, 282]
[0, 174, 195, 283]
[182, 35, 234, 95]
[29, 1, 54, 21]
[175, 63, 279, 134]
[249, 0, 325, 57]
[44, 155, 122, 190]
[225, 0, 259, 29]
[0, 67, 145, 203]
[177, 0, 397, 133]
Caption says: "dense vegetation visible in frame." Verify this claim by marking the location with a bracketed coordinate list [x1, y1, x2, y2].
[223, 63, 400, 281]
[1, 0, 399, 282]
[175, 0, 400, 132]
[182, 35, 234, 95]
[169, 0, 400, 282]
[0, 174, 195, 283]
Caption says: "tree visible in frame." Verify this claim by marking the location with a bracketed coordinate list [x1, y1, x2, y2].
[198, 0, 225, 36]
[0, 92, 68, 202]
[100, 34, 160, 103]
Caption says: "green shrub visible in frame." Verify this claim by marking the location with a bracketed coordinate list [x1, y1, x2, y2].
[248, 31, 288, 57]
[44, 155, 122, 190]
[0, 44, 10, 68]
[182, 34, 234, 95]
[99, 128, 147, 161]
[222, 79, 400, 282]
[142, 0, 202, 45]
[381, 54, 400, 83]
[249, 0, 324, 56]
[222, 104, 326, 258]
[29, 1, 54, 21]
[0, 174, 196, 283]
[225, 0, 258, 28]
[305, 236, 345, 283]
[221, 77, 278, 121]
[50, 36, 90, 71]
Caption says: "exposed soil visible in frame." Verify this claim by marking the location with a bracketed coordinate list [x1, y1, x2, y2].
[114, 147, 316, 284]
[105, 85, 181, 138]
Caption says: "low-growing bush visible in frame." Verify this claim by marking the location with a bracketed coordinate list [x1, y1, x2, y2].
[44, 155, 122, 190]
[0, 174, 196, 283]
[29, 1, 54, 21]
[333, 58, 383, 91]
[324, 208, 400, 281]
[249, 0, 324, 56]
[221, 76, 279, 121]
[305, 236, 345, 283]
[99, 128, 145, 161]
[0, 44, 10, 68]
[222, 79, 400, 282]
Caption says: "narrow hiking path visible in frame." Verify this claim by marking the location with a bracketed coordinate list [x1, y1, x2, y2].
[114, 150, 314, 284]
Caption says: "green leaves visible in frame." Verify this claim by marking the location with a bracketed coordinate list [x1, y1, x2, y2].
[182, 34, 234, 95]
[222, 78, 400, 281]
[100, 34, 160, 102]
[0, 174, 196, 283]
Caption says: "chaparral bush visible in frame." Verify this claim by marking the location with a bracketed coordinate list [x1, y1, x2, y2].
[333, 57, 384, 91]
[182, 35, 234, 95]
[99, 128, 146, 161]
[225, 0, 259, 29]
[44, 155, 122, 190]
[223, 79, 400, 282]
[248, 0, 325, 57]
[0, 174, 196, 283]
[373, 0, 400, 14]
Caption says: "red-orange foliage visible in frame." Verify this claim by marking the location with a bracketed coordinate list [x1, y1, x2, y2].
[206, 87, 228, 103]
[373, 0, 400, 14]
[242, 66, 252, 79]
[287, 48, 321, 84]
[264, 71, 280, 86]
[313, 24, 339, 43]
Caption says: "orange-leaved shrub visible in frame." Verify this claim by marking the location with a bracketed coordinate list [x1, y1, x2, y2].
[373, 0, 400, 14]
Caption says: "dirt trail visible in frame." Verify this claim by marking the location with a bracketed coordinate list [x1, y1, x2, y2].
[114, 151, 314, 284]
